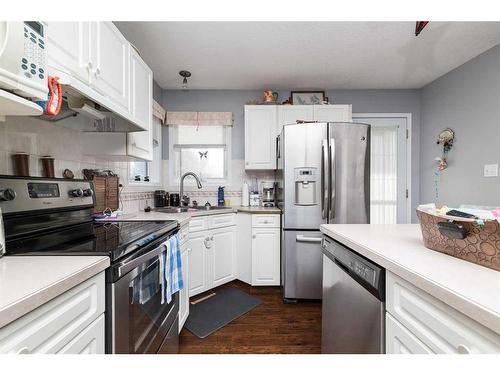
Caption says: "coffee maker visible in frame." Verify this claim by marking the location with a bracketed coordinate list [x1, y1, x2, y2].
[260, 181, 277, 207]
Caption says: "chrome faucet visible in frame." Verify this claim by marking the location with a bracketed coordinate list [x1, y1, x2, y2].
[180, 172, 203, 206]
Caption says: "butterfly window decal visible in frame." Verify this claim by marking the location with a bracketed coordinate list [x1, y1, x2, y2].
[199, 151, 208, 160]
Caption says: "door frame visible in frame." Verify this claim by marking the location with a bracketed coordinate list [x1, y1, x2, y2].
[352, 113, 412, 224]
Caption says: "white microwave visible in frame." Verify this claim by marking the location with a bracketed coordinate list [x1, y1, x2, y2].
[0, 21, 48, 100]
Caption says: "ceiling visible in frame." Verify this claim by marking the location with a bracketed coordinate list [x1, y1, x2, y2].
[115, 22, 500, 90]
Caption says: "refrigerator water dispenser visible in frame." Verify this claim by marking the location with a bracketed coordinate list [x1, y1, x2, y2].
[294, 168, 317, 206]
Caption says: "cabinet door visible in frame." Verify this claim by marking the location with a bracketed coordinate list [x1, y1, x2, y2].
[313, 104, 352, 122]
[386, 313, 434, 354]
[57, 315, 105, 354]
[211, 226, 236, 288]
[251, 227, 280, 286]
[277, 105, 314, 131]
[244, 105, 277, 170]
[90, 22, 129, 110]
[179, 249, 189, 332]
[46, 22, 91, 83]
[188, 231, 209, 297]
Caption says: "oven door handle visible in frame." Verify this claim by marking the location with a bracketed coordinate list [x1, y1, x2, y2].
[116, 242, 166, 278]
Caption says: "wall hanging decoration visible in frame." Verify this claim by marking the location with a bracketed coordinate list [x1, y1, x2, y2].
[433, 128, 455, 199]
[435, 128, 455, 171]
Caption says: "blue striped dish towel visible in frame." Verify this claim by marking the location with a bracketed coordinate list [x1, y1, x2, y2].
[159, 234, 184, 304]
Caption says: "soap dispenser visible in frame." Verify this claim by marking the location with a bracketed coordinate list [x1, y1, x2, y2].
[217, 186, 225, 206]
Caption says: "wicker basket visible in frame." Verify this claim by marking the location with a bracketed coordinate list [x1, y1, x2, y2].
[416, 208, 500, 271]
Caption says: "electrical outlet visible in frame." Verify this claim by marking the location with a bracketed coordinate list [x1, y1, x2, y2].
[484, 164, 499, 177]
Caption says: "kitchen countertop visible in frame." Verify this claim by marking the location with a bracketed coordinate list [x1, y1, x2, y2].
[98, 206, 281, 225]
[0, 256, 109, 329]
[320, 224, 500, 335]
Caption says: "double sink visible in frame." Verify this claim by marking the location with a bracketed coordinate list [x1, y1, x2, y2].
[153, 206, 232, 214]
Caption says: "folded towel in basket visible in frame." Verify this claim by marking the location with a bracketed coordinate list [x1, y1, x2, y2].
[160, 234, 184, 304]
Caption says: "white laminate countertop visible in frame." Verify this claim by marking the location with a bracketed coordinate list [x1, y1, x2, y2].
[97, 206, 281, 225]
[0, 256, 110, 329]
[320, 224, 500, 335]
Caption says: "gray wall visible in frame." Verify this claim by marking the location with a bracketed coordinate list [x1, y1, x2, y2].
[162, 89, 421, 218]
[153, 80, 162, 102]
[420, 44, 500, 207]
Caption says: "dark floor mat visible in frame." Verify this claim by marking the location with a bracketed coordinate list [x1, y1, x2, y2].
[184, 287, 263, 338]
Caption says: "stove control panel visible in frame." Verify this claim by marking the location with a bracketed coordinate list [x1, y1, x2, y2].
[0, 177, 95, 214]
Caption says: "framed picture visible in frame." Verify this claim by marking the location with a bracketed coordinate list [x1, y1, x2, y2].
[291, 91, 326, 105]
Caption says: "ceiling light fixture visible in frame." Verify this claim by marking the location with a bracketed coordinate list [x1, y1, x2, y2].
[179, 70, 191, 90]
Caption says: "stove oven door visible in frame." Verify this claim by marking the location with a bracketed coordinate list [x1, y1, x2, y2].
[108, 236, 179, 354]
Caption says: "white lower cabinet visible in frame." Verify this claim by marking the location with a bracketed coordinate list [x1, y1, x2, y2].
[188, 231, 210, 297]
[386, 272, 500, 354]
[211, 226, 237, 288]
[179, 248, 190, 332]
[0, 272, 105, 354]
[251, 227, 280, 286]
[188, 214, 237, 297]
[386, 313, 433, 354]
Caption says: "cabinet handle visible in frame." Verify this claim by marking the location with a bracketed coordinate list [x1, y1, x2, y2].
[17, 347, 30, 354]
[457, 344, 472, 354]
[252, 235, 256, 239]
[87, 61, 93, 71]
[210, 235, 214, 241]
[95, 67, 101, 77]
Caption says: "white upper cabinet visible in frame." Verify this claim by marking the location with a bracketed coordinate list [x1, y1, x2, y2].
[89, 22, 129, 111]
[313, 104, 352, 122]
[244, 105, 277, 170]
[127, 47, 153, 160]
[46, 22, 91, 84]
[277, 105, 314, 130]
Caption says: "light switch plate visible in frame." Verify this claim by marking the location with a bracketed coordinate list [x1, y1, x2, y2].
[484, 164, 499, 177]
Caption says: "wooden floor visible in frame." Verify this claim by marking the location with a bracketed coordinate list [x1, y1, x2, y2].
[179, 280, 322, 354]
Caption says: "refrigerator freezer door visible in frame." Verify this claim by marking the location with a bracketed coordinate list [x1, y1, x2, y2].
[282, 230, 323, 300]
[283, 123, 327, 229]
[328, 122, 370, 224]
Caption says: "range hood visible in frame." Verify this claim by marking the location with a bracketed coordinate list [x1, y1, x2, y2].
[42, 70, 145, 133]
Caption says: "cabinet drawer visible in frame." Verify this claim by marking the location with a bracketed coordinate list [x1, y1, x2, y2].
[189, 217, 208, 233]
[386, 272, 500, 354]
[179, 224, 189, 245]
[208, 213, 236, 229]
[252, 214, 280, 228]
[57, 315, 105, 354]
[0, 272, 105, 354]
[386, 313, 433, 354]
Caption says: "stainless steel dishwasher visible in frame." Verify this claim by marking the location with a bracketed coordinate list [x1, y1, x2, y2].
[321, 235, 385, 354]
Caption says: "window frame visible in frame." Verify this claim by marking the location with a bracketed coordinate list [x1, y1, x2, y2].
[168, 125, 232, 188]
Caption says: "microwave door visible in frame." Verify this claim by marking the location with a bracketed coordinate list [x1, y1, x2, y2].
[283, 123, 327, 230]
[328, 122, 370, 224]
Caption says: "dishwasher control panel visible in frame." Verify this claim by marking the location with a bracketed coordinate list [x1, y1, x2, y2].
[322, 236, 384, 291]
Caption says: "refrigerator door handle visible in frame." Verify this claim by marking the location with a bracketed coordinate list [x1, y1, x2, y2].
[329, 138, 336, 220]
[321, 139, 329, 220]
[296, 235, 322, 243]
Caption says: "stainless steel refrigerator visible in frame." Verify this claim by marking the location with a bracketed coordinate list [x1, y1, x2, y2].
[277, 122, 370, 301]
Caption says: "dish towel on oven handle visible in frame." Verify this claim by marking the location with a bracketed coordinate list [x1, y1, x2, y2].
[160, 233, 184, 304]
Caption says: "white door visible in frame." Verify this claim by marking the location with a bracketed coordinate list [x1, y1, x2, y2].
[353, 116, 409, 224]
[57, 315, 105, 354]
[126, 47, 153, 161]
[211, 226, 236, 288]
[313, 104, 352, 122]
[46, 22, 91, 84]
[244, 105, 277, 170]
[188, 231, 209, 297]
[179, 249, 189, 332]
[386, 314, 434, 354]
[277, 105, 314, 131]
[251, 227, 280, 286]
[90, 22, 129, 110]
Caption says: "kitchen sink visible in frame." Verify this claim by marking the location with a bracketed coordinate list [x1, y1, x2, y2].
[153, 206, 232, 214]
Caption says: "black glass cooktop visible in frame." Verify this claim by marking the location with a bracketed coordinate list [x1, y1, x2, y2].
[6, 220, 178, 262]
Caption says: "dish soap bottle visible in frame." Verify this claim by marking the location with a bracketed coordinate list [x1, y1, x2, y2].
[218, 186, 225, 206]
